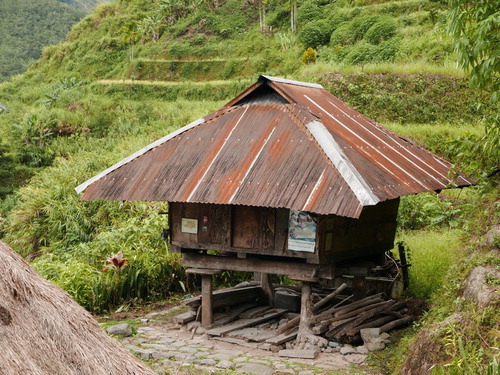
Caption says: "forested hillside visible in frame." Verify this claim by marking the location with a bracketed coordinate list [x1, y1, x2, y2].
[0, 0, 498, 373]
[60, 0, 110, 11]
[0, 0, 108, 81]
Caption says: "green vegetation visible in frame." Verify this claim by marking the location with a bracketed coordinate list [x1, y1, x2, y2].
[61, 0, 111, 11]
[0, 0, 498, 372]
[397, 230, 463, 299]
[0, 0, 87, 81]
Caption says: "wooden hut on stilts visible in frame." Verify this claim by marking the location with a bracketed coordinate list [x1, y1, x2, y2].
[76, 75, 473, 336]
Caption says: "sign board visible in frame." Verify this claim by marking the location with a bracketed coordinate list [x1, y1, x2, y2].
[181, 218, 198, 234]
[287, 210, 316, 252]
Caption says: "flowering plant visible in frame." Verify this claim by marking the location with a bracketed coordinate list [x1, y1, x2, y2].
[102, 251, 128, 274]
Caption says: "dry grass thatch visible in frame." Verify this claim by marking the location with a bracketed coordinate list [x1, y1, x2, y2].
[0, 241, 155, 375]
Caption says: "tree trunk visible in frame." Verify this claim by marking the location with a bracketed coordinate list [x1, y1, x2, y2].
[290, 0, 297, 33]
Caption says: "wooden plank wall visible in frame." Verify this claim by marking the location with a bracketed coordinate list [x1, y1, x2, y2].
[170, 199, 399, 265]
[317, 199, 399, 263]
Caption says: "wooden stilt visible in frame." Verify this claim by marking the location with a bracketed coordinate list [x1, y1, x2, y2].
[201, 274, 213, 327]
[261, 273, 274, 306]
[186, 268, 220, 328]
[298, 281, 313, 336]
[353, 275, 367, 300]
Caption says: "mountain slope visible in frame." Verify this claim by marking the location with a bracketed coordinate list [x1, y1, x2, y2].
[60, 0, 110, 11]
[0, 0, 86, 81]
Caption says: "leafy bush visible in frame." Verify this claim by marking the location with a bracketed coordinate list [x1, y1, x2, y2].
[30, 201, 186, 313]
[0, 144, 16, 199]
[364, 17, 398, 44]
[397, 193, 464, 231]
[222, 59, 239, 79]
[210, 13, 248, 37]
[12, 114, 56, 168]
[344, 41, 397, 65]
[302, 48, 317, 64]
[343, 43, 375, 64]
[299, 20, 331, 48]
[337, 38, 399, 65]
[329, 22, 356, 46]
[326, 12, 351, 32]
[375, 37, 400, 62]
[350, 14, 381, 40]
[297, 1, 322, 26]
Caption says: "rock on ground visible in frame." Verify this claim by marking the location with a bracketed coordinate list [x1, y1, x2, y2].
[107, 323, 132, 337]
[236, 362, 274, 375]
[400, 313, 462, 375]
[485, 225, 500, 248]
[463, 265, 500, 308]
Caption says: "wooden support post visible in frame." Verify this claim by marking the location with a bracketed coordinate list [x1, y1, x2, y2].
[353, 275, 367, 301]
[398, 242, 410, 291]
[186, 268, 220, 328]
[261, 273, 274, 306]
[298, 282, 313, 336]
[201, 274, 213, 328]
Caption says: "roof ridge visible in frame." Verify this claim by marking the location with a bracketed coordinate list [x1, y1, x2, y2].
[261, 75, 324, 89]
[305, 120, 380, 206]
[282, 105, 378, 206]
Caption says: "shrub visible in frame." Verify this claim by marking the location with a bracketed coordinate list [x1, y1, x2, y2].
[364, 17, 398, 44]
[297, 1, 322, 25]
[350, 14, 381, 40]
[329, 22, 356, 46]
[222, 59, 239, 79]
[168, 42, 189, 59]
[375, 37, 400, 62]
[344, 42, 378, 64]
[397, 193, 465, 231]
[302, 48, 317, 64]
[0, 143, 16, 199]
[210, 14, 248, 37]
[299, 20, 331, 48]
[13, 113, 57, 167]
[327, 12, 351, 33]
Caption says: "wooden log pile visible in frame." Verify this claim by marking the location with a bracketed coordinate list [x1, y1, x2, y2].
[177, 282, 414, 351]
[279, 288, 414, 345]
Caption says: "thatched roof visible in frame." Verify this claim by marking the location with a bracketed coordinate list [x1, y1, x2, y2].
[0, 241, 155, 375]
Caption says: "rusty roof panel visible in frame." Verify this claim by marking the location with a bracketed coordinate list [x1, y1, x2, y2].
[271, 79, 474, 192]
[79, 75, 474, 218]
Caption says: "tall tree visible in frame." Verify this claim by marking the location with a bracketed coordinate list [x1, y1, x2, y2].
[449, 0, 499, 100]
[449, 0, 499, 177]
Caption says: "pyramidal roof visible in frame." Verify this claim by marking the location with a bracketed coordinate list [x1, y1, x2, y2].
[76, 75, 474, 218]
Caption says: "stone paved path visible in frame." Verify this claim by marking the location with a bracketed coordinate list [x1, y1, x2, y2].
[114, 306, 375, 375]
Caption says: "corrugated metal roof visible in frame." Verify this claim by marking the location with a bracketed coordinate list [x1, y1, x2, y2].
[77, 75, 474, 218]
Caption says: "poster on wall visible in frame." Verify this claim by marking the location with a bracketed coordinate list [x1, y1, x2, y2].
[181, 218, 198, 234]
[288, 210, 317, 252]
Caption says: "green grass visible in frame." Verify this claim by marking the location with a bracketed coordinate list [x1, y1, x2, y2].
[97, 79, 252, 86]
[385, 122, 484, 139]
[397, 229, 463, 299]
[298, 60, 465, 79]
[384, 122, 484, 158]
[99, 318, 141, 335]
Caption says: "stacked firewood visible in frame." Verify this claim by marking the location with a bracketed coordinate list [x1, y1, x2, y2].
[277, 284, 414, 345]
[311, 293, 413, 344]
[179, 281, 414, 347]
